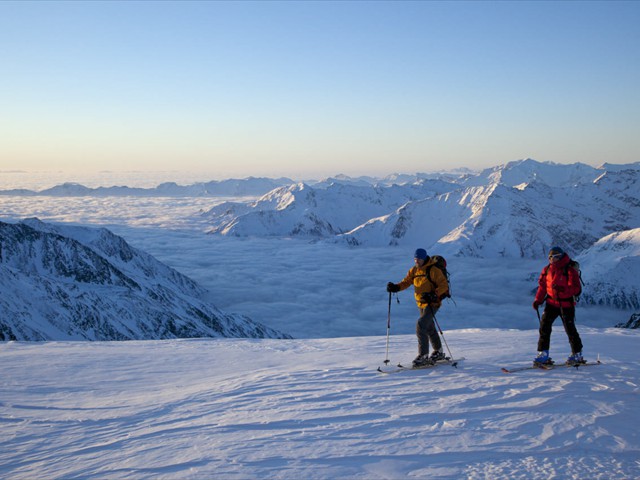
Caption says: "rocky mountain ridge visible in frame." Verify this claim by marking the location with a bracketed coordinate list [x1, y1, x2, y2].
[0, 219, 291, 341]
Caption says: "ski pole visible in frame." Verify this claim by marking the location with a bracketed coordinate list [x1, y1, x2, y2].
[535, 306, 541, 322]
[430, 305, 457, 366]
[384, 292, 392, 365]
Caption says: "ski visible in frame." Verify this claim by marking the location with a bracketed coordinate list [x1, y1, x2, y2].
[547, 360, 602, 370]
[501, 363, 553, 373]
[377, 357, 465, 374]
[502, 359, 601, 374]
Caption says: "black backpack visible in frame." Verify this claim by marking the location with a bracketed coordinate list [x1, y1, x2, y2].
[426, 255, 451, 297]
[570, 260, 584, 298]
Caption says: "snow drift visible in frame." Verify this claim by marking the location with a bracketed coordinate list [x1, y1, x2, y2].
[1, 328, 638, 479]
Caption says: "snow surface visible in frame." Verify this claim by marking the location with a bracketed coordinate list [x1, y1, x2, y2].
[2, 329, 639, 479]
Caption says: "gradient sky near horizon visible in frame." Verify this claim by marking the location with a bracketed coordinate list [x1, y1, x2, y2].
[1, 0, 639, 180]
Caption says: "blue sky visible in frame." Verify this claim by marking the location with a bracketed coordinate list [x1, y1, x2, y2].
[1, 0, 639, 179]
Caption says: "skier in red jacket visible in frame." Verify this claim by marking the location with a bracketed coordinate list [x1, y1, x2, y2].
[532, 246, 584, 366]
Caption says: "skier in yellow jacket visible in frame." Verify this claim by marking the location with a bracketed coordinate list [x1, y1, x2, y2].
[387, 248, 450, 367]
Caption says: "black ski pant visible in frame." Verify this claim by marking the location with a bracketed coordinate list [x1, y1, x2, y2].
[537, 304, 583, 355]
[416, 305, 442, 356]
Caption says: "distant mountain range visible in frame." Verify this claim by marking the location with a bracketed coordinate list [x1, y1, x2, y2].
[2, 158, 639, 318]
[0, 177, 294, 197]
[197, 160, 639, 249]
[0, 219, 291, 341]
[197, 159, 640, 310]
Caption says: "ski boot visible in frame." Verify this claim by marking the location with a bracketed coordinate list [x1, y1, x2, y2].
[412, 354, 433, 368]
[566, 352, 585, 366]
[429, 350, 446, 363]
[533, 350, 554, 367]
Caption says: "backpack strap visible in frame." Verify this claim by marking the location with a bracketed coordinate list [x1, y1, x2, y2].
[424, 264, 437, 289]
[413, 266, 437, 287]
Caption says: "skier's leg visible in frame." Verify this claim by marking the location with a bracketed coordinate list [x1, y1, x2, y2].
[537, 305, 559, 352]
[560, 307, 583, 354]
[417, 306, 441, 353]
[415, 308, 430, 356]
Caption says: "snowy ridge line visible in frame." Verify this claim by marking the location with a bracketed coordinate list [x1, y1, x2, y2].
[4, 159, 639, 196]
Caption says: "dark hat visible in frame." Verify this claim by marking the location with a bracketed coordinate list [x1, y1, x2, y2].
[414, 248, 428, 260]
[548, 246, 564, 256]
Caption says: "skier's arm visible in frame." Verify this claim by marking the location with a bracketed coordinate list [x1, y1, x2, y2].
[396, 268, 416, 291]
[534, 269, 548, 304]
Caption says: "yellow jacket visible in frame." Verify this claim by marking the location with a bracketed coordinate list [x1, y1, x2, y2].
[397, 257, 449, 308]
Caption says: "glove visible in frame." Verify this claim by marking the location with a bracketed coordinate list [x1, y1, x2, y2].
[386, 282, 400, 293]
[420, 291, 438, 303]
[439, 292, 450, 301]
[532, 300, 542, 310]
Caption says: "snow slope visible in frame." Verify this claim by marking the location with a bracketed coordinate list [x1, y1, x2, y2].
[1, 328, 639, 479]
[578, 228, 640, 309]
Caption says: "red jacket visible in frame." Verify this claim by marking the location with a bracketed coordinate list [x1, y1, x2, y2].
[534, 254, 581, 308]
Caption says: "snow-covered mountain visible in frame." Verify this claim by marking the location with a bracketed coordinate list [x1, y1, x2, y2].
[343, 169, 640, 256]
[578, 228, 640, 310]
[598, 161, 640, 172]
[0, 219, 290, 341]
[202, 180, 456, 237]
[310, 170, 472, 188]
[461, 158, 603, 187]
[338, 186, 476, 250]
[200, 160, 640, 261]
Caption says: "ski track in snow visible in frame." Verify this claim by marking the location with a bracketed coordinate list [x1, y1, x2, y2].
[2, 329, 639, 479]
